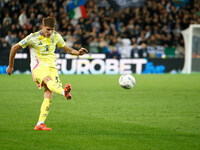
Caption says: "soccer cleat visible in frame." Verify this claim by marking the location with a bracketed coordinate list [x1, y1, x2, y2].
[34, 124, 52, 131]
[64, 83, 72, 100]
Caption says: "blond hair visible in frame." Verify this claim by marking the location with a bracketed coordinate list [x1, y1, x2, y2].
[42, 17, 56, 28]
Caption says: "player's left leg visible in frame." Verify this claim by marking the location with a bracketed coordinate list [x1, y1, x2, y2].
[34, 87, 53, 131]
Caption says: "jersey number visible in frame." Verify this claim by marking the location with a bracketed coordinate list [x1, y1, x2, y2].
[46, 45, 49, 51]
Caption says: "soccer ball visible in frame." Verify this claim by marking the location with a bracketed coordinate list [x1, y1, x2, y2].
[119, 74, 136, 89]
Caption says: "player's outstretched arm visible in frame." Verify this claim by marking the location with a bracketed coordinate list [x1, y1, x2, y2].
[62, 45, 88, 56]
[6, 43, 22, 75]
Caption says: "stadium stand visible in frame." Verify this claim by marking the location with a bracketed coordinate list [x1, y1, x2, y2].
[0, 0, 199, 58]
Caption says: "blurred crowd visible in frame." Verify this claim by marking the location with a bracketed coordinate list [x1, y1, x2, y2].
[0, 0, 200, 58]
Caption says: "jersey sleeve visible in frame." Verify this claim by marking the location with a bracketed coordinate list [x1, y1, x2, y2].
[18, 33, 33, 48]
[56, 33, 66, 48]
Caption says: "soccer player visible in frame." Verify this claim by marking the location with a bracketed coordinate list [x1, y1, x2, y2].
[6, 17, 88, 131]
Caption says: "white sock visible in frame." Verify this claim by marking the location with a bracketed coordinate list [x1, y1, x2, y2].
[62, 90, 65, 96]
[37, 121, 44, 125]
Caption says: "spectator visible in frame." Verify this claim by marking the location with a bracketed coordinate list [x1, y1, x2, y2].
[23, 19, 33, 33]
[29, 13, 37, 27]
[19, 9, 27, 27]
[3, 12, 12, 27]
[110, 47, 120, 59]
[5, 31, 13, 46]
[8, 1, 20, 16]
[119, 38, 132, 58]
[92, 17, 101, 33]
[2, 20, 11, 37]
[138, 43, 149, 58]
[11, 33, 19, 46]
[88, 37, 99, 53]
[12, 13, 19, 24]
[65, 31, 74, 47]
[0, 37, 11, 54]
[99, 37, 108, 52]
[131, 43, 139, 58]
[172, 23, 181, 36]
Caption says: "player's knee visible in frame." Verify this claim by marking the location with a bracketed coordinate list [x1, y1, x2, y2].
[43, 76, 52, 84]
[47, 90, 53, 96]
[44, 88, 53, 98]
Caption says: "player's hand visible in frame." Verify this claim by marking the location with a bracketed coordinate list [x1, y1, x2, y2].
[78, 48, 88, 55]
[6, 66, 13, 75]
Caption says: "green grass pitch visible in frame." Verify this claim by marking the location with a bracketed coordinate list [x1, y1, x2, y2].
[0, 74, 200, 150]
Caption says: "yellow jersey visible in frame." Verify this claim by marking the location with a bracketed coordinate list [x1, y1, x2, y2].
[19, 30, 66, 70]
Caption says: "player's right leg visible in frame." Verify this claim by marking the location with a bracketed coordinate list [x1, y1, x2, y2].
[43, 76, 72, 100]
[64, 83, 72, 100]
[34, 87, 52, 131]
[48, 67, 72, 100]
[32, 67, 72, 100]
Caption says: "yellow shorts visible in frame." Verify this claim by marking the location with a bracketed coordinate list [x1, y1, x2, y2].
[32, 66, 62, 89]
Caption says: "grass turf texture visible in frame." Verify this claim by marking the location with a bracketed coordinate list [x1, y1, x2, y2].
[0, 74, 200, 150]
